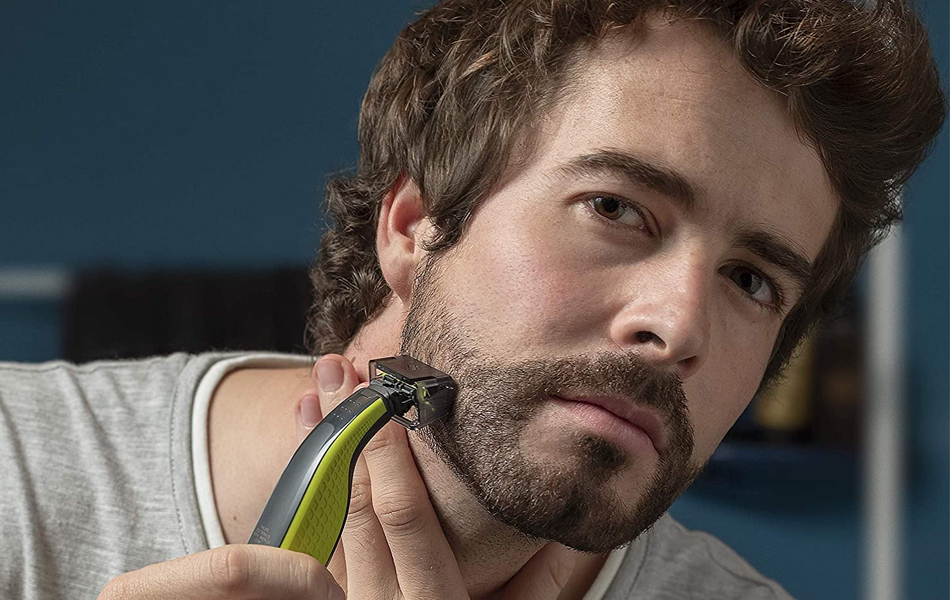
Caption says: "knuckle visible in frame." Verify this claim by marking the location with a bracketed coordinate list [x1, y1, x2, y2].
[348, 477, 373, 519]
[547, 553, 575, 591]
[207, 545, 251, 593]
[539, 547, 576, 594]
[375, 492, 426, 536]
[363, 429, 398, 456]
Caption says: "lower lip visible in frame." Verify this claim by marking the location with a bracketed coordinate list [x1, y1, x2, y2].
[548, 397, 658, 457]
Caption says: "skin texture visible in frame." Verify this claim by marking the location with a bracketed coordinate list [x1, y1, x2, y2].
[203, 16, 839, 600]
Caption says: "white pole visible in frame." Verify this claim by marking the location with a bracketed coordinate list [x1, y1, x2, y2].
[0, 267, 72, 301]
[863, 224, 906, 600]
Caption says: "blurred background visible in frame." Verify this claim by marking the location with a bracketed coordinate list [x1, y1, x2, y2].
[1, 2, 946, 599]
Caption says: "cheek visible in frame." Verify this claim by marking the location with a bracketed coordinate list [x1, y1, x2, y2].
[686, 350, 767, 460]
[442, 214, 602, 356]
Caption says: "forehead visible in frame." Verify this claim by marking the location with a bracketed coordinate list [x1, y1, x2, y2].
[521, 16, 838, 263]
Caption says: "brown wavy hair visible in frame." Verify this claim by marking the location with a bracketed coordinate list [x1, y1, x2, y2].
[307, 0, 946, 390]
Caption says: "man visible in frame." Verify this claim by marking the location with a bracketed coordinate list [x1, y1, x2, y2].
[1, 1, 944, 599]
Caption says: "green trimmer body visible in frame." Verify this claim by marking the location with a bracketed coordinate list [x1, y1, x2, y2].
[247, 356, 455, 566]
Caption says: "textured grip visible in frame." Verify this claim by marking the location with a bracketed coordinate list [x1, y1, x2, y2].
[280, 397, 389, 565]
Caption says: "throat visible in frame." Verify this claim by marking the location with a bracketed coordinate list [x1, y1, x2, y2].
[405, 434, 612, 599]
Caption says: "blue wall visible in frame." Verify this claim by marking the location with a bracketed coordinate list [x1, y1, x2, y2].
[902, 2, 948, 598]
[2, 3, 946, 599]
[1, 2, 422, 268]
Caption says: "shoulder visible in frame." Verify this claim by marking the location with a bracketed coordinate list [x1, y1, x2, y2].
[0, 352, 230, 447]
[0, 352, 264, 595]
[0, 352, 193, 392]
[620, 514, 796, 600]
[0, 352, 245, 407]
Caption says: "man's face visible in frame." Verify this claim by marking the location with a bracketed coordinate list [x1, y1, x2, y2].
[400, 18, 837, 552]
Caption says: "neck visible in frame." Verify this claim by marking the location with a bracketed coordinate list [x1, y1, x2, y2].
[409, 432, 546, 596]
[405, 433, 614, 600]
[209, 305, 609, 599]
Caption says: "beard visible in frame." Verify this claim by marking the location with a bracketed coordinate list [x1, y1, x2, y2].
[399, 255, 705, 553]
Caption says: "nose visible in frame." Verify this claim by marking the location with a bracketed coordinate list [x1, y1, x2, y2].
[608, 257, 711, 380]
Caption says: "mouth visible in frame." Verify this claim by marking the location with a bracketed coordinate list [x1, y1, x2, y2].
[551, 394, 669, 457]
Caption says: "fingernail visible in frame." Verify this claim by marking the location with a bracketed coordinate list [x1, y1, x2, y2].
[299, 394, 322, 428]
[317, 358, 344, 392]
[330, 584, 346, 600]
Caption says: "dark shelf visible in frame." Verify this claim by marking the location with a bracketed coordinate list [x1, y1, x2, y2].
[709, 441, 856, 472]
[685, 441, 860, 511]
[690, 441, 859, 496]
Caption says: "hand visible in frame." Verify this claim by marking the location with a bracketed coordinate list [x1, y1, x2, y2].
[96, 543, 345, 600]
[300, 354, 578, 600]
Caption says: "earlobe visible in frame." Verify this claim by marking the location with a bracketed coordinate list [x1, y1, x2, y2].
[377, 175, 429, 303]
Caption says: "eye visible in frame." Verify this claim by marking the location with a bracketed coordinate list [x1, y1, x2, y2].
[723, 264, 782, 312]
[586, 195, 650, 232]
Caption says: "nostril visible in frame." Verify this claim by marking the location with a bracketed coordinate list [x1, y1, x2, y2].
[636, 331, 660, 344]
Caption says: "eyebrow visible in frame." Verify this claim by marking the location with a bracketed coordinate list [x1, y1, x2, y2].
[554, 149, 814, 294]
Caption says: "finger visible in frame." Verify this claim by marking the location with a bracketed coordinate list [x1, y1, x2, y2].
[341, 446, 403, 600]
[492, 543, 578, 600]
[97, 545, 345, 600]
[359, 410, 468, 598]
[312, 354, 398, 599]
[295, 390, 323, 443]
[313, 354, 361, 418]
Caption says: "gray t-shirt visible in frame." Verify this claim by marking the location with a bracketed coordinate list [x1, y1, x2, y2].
[0, 353, 794, 599]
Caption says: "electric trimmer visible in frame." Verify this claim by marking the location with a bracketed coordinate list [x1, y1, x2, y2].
[248, 355, 456, 566]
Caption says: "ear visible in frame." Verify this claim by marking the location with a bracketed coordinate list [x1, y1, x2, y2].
[377, 175, 430, 306]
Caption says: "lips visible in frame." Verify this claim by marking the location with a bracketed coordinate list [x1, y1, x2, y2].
[553, 395, 669, 456]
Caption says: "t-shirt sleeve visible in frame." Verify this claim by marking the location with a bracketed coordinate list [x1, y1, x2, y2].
[0, 354, 196, 600]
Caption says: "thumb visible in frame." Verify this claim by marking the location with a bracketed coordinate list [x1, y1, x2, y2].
[312, 354, 364, 422]
[493, 543, 578, 600]
[296, 355, 364, 442]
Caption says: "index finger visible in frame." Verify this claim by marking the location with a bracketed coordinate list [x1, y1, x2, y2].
[358, 414, 469, 599]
